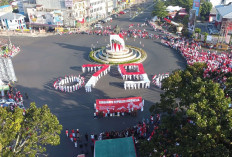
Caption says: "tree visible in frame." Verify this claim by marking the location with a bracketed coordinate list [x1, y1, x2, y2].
[200, 1, 212, 20]
[152, 0, 168, 18]
[195, 28, 201, 34]
[183, 15, 189, 27]
[0, 0, 10, 6]
[0, 102, 62, 156]
[203, 32, 208, 42]
[140, 63, 232, 156]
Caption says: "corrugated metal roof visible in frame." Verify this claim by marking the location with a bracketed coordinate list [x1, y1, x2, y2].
[216, 4, 232, 18]
[0, 13, 25, 20]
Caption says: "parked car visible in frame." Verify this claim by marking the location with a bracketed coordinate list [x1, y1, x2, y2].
[119, 11, 125, 14]
[111, 14, 118, 18]
[124, 9, 130, 13]
[94, 24, 103, 29]
[106, 17, 112, 21]
[6, 99, 15, 105]
[98, 20, 106, 24]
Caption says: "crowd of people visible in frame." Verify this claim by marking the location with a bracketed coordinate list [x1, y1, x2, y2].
[92, 114, 161, 143]
[152, 73, 170, 88]
[1, 86, 25, 110]
[1, 44, 21, 58]
[69, 21, 166, 42]
[65, 114, 161, 155]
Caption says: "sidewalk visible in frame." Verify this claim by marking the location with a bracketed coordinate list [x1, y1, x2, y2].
[0, 31, 55, 37]
[0, 25, 90, 37]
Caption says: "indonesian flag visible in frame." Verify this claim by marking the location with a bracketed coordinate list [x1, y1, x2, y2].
[119, 33, 123, 39]
[79, 18, 85, 24]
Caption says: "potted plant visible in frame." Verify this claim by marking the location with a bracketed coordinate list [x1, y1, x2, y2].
[176, 23, 183, 33]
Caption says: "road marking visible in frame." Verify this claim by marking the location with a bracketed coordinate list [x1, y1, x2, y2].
[130, 3, 155, 20]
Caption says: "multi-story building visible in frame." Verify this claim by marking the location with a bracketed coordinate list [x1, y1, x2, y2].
[27, 6, 63, 26]
[87, 0, 106, 20]
[72, 0, 87, 23]
[0, 13, 26, 30]
[106, 0, 114, 16]
[36, 0, 66, 10]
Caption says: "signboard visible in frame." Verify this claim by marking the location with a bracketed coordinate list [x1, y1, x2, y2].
[65, 0, 73, 7]
[192, 0, 200, 16]
[188, 9, 196, 33]
[96, 97, 143, 113]
[206, 35, 212, 41]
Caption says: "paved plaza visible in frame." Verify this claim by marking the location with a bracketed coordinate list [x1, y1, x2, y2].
[8, 6, 186, 157]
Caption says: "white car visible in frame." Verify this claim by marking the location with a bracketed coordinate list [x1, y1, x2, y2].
[106, 17, 112, 21]
[94, 24, 103, 29]
[0, 99, 6, 104]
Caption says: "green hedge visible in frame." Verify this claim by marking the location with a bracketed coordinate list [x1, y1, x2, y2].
[89, 45, 147, 64]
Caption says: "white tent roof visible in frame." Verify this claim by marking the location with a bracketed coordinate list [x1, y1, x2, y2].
[166, 6, 182, 12]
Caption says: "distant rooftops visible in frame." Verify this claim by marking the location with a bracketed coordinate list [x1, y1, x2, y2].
[0, 12, 25, 20]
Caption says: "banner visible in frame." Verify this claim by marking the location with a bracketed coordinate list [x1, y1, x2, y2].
[192, 0, 200, 16]
[96, 97, 143, 113]
[188, 9, 196, 33]
[65, 0, 73, 7]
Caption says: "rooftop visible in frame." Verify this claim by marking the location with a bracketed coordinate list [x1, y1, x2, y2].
[94, 137, 136, 157]
[0, 5, 11, 9]
[216, 3, 232, 18]
[0, 12, 25, 19]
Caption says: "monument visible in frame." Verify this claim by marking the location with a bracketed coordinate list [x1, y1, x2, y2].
[91, 33, 146, 64]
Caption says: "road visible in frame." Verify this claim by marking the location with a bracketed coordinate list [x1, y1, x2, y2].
[8, 2, 186, 157]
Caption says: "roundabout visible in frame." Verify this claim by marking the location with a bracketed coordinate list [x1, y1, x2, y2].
[10, 20, 186, 157]
[90, 34, 147, 64]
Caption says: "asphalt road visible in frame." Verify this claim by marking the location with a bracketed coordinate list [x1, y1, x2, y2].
[8, 2, 186, 157]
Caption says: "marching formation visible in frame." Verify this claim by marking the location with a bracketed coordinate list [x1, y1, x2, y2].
[152, 73, 170, 88]
[82, 64, 111, 92]
[53, 75, 85, 92]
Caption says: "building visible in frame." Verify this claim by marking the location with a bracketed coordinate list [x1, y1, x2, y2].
[18, 0, 36, 17]
[215, 3, 232, 36]
[36, 0, 66, 10]
[0, 12, 26, 30]
[0, 5, 13, 13]
[87, 0, 106, 20]
[106, 0, 114, 16]
[207, 0, 232, 7]
[208, 0, 232, 22]
[72, 0, 87, 23]
[215, 3, 232, 27]
[117, 0, 126, 11]
[27, 6, 63, 27]
[18, 0, 24, 15]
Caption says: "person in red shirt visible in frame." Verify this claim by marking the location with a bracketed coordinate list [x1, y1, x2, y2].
[69, 133, 73, 142]
[74, 137, 77, 147]
[65, 129, 68, 137]
[72, 129, 75, 137]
